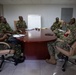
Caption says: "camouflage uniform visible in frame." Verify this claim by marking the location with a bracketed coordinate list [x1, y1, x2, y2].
[56, 23, 76, 53]
[51, 21, 62, 31]
[16, 20, 27, 30]
[0, 23, 13, 42]
[0, 22, 13, 33]
[0, 23, 12, 51]
[48, 23, 76, 56]
[48, 21, 62, 56]
[51, 21, 62, 38]
[0, 22, 22, 59]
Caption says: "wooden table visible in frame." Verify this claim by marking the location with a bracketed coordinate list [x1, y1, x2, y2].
[17, 29, 56, 60]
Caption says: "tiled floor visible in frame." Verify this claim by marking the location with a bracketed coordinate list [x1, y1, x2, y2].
[0, 60, 76, 75]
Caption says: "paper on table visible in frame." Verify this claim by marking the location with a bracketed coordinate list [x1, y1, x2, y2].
[58, 29, 65, 33]
[13, 34, 25, 37]
[25, 28, 34, 31]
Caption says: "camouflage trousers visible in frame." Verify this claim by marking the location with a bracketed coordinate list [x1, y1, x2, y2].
[0, 36, 22, 59]
[7, 36, 22, 59]
[0, 42, 21, 59]
[12, 44, 22, 59]
[47, 40, 71, 56]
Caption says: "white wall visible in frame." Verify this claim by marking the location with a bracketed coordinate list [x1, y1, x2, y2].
[3, 4, 76, 30]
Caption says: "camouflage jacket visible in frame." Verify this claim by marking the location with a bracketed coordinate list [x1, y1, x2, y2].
[0, 23, 13, 33]
[51, 21, 62, 31]
[56, 23, 68, 38]
[60, 23, 76, 45]
[16, 20, 27, 30]
[0, 23, 13, 41]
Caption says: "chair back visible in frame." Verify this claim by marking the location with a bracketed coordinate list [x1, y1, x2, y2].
[14, 20, 18, 30]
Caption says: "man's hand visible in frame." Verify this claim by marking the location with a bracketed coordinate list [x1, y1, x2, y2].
[57, 38, 64, 42]
[3, 34, 8, 39]
[0, 34, 8, 41]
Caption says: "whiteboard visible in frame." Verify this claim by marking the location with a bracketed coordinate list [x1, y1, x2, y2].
[28, 15, 41, 29]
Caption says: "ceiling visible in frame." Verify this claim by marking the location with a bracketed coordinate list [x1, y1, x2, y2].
[0, 0, 76, 5]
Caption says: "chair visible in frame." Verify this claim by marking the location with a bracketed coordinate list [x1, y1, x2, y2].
[14, 20, 18, 30]
[57, 53, 76, 72]
[0, 42, 16, 72]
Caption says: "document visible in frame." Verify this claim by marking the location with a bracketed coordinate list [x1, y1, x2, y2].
[13, 34, 25, 37]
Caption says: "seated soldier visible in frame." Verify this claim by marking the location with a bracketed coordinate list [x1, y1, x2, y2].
[51, 17, 62, 35]
[16, 16, 27, 33]
[46, 18, 76, 64]
[0, 33, 14, 56]
[0, 17, 25, 65]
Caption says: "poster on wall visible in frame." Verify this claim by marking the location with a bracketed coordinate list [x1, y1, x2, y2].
[28, 15, 41, 29]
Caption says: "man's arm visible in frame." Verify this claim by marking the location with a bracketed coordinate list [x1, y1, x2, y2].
[0, 34, 8, 41]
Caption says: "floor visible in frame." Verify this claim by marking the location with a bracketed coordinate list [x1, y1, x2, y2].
[0, 60, 76, 75]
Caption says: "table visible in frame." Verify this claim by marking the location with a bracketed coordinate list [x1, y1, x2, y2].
[17, 28, 56, 60]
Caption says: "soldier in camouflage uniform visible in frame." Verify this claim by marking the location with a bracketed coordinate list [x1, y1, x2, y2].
[16, 16, 27, 32]
[0, 17, 22, 65]
[15, 16, 27, 56]
[56, 18, 76, 58]
[0, 17, 14, 58]
[0, 18, 13, 33]
[51, 17, 62, 31]
[0, 17, 11, 40]
[51, 17, 62, 37]
[46, 17, 62, 64]
[46, 18, 76, 64]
